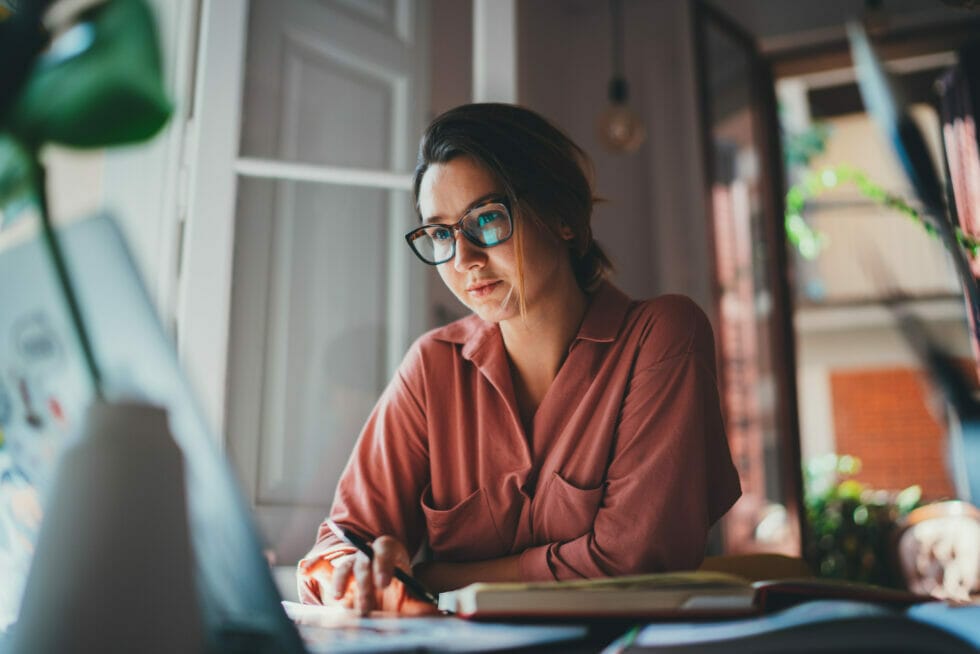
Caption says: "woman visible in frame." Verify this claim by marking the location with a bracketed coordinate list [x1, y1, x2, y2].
[298, 103, 741, 615]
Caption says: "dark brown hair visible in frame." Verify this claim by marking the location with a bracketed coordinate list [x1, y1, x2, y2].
[412, 103, 612, 301]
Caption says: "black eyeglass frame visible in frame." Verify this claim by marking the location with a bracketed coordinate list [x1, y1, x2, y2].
[404, 197, 514, 265]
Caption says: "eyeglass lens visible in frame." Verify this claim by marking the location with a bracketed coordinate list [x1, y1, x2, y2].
[409, 204, 511, 264]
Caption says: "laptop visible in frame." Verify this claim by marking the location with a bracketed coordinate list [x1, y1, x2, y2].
[0, 212, 307, 652]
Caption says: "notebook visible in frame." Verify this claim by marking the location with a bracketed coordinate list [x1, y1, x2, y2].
[437, 571, 931, 620]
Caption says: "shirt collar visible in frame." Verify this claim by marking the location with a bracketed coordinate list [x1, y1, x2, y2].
[575, 280, 631, 343]
[429, 313, 498, 360]
[430, 280, 632, 354]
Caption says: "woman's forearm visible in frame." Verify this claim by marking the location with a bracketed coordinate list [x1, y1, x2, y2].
[413, 554, 523, 593]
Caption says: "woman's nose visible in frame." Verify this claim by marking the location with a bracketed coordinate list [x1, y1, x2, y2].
[453, 233, 486, 271]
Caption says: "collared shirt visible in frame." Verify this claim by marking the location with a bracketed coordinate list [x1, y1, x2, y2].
[303, 282, 741, 583]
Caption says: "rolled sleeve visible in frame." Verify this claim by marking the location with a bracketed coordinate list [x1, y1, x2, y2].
[518, 544, 552, 580]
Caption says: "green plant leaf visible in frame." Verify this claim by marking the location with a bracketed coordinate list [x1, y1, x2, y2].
[5, 0, 172, 149]
[0, 132, 38, 225]
[895, 485, 922, 513]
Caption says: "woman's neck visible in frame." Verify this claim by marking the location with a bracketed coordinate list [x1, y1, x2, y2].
[499, 290, 588, 368]
[499, 275, 589, 425]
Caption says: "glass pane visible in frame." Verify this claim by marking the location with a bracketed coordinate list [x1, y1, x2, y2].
[789, 107, 958, 304]
[780, 70, 971, 585]
[226, 177, 420, 560]
[701, 17, 800, 555]
[238, 0, 405, 170]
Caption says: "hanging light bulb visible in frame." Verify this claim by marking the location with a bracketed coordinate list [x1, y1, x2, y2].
[599, 77, 646, 153]
[598, 0, 646, 153]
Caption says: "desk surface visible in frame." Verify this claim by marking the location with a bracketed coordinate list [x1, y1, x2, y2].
[284, 601, 626, 653]
[286, 599, 980, 654]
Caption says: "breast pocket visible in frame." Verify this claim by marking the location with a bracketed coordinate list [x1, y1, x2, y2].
[533, 472, 605, 543]
[420, 486, 507, 561]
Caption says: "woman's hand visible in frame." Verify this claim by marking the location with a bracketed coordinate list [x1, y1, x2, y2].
[298, 536, 438, 616]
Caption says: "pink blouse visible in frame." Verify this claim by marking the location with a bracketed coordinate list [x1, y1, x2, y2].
[302, 282, 740, 584]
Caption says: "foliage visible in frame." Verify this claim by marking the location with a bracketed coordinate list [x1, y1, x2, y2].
[783, 121, 831, 169]
[804, 453, 921, 588]
[781, 120, 980, 262]
[786, 164, 980, 260]
[781, 120, 830, 260]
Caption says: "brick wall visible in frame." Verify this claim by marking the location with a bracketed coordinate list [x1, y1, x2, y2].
[829, 366, 961, 500]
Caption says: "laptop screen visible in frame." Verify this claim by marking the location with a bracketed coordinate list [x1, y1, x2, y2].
[0, 213, 305, 652]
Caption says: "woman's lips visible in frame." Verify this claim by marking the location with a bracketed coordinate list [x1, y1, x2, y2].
[466, 280, 501, 298]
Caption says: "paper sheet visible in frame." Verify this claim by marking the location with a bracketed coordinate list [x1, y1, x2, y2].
[282, 600, 587, 653]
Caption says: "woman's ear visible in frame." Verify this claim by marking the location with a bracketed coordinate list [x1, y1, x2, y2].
[559, 224, 575, 241]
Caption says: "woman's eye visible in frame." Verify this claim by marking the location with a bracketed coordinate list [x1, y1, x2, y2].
[477, 211, 501, 227]
[431, 227, 452, 241]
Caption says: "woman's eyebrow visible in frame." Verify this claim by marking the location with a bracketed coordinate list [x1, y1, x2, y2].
[466, 192, 505, 211]
[422, 192, 504, 225]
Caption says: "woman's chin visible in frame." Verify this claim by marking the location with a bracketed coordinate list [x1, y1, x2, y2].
[454, 287, 518, 323]
[466, 301, 517, 324]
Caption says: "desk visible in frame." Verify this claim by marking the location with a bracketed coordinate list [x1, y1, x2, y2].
[284, 602, 629, 652]
[287, 600, 980, 653]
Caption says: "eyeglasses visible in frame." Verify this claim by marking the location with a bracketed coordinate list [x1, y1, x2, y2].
[405, 199, 513, 265]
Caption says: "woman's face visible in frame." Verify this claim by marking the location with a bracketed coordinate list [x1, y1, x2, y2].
[417, 156, 569, 324]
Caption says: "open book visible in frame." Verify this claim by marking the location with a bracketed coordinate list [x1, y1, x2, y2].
[437, 571, 932, 620]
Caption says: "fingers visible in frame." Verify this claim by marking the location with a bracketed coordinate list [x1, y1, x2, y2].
[330, 555, 356, 606]
[300, 535, 413, 615]
[297, 575, 323, 605]
[297, 555, 330, 605]
[352, 536, 410, 615]
[352, 551, 376, 615]
[371, 535, 410, 589]
[297, 554, 351, 607]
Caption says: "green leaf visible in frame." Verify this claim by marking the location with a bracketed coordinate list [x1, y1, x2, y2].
[0, 132, 39, 225]
[784, 162, 980, 260]
[5, 0, 172, 149]
[895, 485, 922, 513]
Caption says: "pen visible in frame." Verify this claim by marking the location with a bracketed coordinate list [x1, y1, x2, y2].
[326, 519, 440, 607]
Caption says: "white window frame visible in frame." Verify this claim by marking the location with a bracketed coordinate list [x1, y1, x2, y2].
[177, 0, 250, 443]
[179, 0, 425, 445]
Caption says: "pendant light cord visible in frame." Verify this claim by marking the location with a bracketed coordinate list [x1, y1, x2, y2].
[608, 0, 627, 103]
[610, 0, 624, 78]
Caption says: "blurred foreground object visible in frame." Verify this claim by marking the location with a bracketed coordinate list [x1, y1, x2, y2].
[3, 0, 171, 148]
[847, 22, 980, 506]
[0, 134, 38, 227]
[895, 500, 980, 601]
[0, 0, 53, 121]
[0, 0, 173, 394]
[0, 0, 189, 649]
[804, 453, 921, 587]
[8, 402, 203, 653]
[937, 43, 980, 278]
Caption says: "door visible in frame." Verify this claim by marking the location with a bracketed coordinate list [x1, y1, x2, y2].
[225, 0, 430, 563]
[693, 2, 805, 557]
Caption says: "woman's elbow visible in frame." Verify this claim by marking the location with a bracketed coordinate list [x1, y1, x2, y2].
[595, 530, 708, 576]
